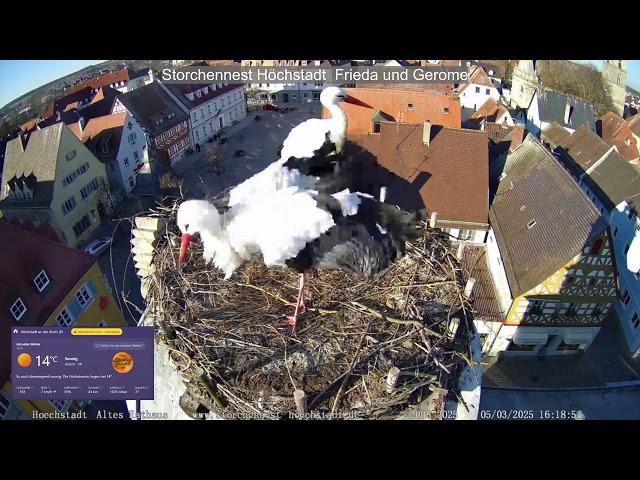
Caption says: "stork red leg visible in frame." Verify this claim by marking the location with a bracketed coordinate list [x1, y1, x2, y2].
[284, 273, 306, 333]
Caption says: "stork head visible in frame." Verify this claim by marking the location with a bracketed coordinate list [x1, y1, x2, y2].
[176, 199, 222, 268]
[320, 87, 348, 106]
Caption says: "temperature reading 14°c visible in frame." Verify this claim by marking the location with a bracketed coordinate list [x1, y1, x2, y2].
[36, 355, 59, 367]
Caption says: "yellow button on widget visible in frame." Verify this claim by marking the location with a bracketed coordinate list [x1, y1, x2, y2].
[71, 328, 123, 336]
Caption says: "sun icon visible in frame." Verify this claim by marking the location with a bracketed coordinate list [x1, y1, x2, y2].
[17, 353, 32, 368]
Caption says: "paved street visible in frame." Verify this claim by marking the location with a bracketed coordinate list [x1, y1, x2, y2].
[480, 386, 640, 420]
[482, 308, 640, 389]
[172, 105, 321, 198]
[83, 200, 152, 326]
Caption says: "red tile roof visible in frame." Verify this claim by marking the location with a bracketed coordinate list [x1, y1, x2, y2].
[469, 98, 509, 124]
[353, 122, 489, 226]
[0, 220, 96, 385]
[509, 125, 525, 152]
[599, 112, 640, 163]
[325, 87, 461, 136]
[70, 68, 132, 94]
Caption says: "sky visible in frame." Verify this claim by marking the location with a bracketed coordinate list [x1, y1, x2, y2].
[0, 60, 106, 109]
[1, 59, 639, 111]
[573, 60, 640, 91]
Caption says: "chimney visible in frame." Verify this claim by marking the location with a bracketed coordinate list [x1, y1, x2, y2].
[148, 69, 154, 83]
[429, 211, 438, 228]
[464, 277, 476, 298]
[564, 103, 572, 124]
[423, 120, 432, 146]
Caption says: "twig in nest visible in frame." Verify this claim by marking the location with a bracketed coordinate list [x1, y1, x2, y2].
[330, 321, 370, 414]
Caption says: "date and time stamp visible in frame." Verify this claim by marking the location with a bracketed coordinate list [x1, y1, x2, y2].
[400, 409, 584, 420]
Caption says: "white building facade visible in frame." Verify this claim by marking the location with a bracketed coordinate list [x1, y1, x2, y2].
[159, 82, 247, 148]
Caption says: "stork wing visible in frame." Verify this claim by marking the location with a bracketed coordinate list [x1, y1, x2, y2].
[280, 118, 336, 161]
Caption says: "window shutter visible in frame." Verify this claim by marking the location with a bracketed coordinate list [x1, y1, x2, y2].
[68, 299, 82, 319]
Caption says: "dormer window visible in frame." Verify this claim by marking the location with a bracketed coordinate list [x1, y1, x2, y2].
[564, 104, 573, 124]
[33, 269, 50, 292]
[10, 298, 27, 322]
[407, 103, 414, 111]
[65, 150, 77, 161]
[527, 220, 537, 229]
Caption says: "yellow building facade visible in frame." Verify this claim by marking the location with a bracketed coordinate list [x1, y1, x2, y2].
[1, 263, 126, 420]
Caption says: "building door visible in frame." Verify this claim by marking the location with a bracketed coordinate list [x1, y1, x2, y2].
[283, 93, 289, 103]
[219, 116, 224, 129]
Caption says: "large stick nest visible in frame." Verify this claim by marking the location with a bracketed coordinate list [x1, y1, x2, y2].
[146, 199, 476, 419]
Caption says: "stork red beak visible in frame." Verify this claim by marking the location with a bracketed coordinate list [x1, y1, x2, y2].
[178, 233, 192, 268]
[344, 95, 370, 108]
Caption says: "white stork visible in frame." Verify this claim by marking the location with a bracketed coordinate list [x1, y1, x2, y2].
[226, 86, 366, 208]
[177, 187, 416, 333]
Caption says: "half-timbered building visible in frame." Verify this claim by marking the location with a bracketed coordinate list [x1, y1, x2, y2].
[115, 82, 191, 166]
[462, 135, 617, 356]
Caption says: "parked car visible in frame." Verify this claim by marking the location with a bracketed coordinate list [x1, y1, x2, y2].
[84, 237, 112, 256]
[263, 103, 279, 111]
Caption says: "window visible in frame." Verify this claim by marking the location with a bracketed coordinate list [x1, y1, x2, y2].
[33, 270, 50, 292]
[443, 107, 449, 114]
[506, 341, 536, 352]
[65, 150, 77, 161]
[0, 392, 10, 419]
[458, 229, 474, 241]
[55, 307, 74, 327]
[485, 88, 490, 95]
[80, 178, 100, 200]
[72, 215, 92, 237]
[589, 278, 597, 287]
[10, 298, 27, 321]
[61, 196, 76, 215]
[134, 151, 139, 162]
[195, 130, 200, 140]
[129, 177, 134, 188]
[632, 312, 640, 330]
[557, 340, 581, 351]
[373, 122, 381, 133]
[75, 284, 93, 309]
[407, 103, 414, 111]
[567, 303, 577, 316]
[614, 226, 619, 237]
[627, 209, 635, 221]
[622, 288, 631, 306]
[124, 157, 129, 167]
[527, 220, 536, 229]
[529, 299, 544, 314]
[475, 86, 480, 93]
[50, 400, 70, 413]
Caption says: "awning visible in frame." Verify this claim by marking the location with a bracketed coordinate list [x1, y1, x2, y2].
[512, 332, 549, 345]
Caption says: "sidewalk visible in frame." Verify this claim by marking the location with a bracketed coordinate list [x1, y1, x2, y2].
[482, 309, 640, 390]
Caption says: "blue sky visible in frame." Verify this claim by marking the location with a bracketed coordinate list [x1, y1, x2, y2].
[0, 60, 105, 109]
[1, 59, 639, 111]
[573, 60, 640, 90]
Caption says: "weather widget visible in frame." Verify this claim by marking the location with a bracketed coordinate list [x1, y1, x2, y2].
[11, 327, 154, 400]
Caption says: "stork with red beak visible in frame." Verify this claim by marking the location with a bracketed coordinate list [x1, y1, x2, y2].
[227, 86, 367, 208]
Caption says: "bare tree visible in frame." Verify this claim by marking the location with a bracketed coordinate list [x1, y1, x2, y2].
[537, 60, 614, 116]
[206, 143, 226, 176]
